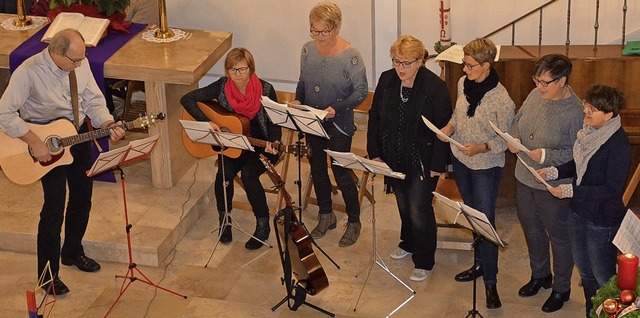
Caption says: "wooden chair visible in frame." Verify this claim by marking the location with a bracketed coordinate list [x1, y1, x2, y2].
[302, 92, 375, 213]
[623, 161, 640, 207]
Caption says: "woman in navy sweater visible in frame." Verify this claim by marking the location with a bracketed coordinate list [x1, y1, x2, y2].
[539, 85, 631, 318]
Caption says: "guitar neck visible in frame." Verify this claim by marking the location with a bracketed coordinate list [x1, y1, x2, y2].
[246, 136, 287, 153]
[59, 121, 136, 147]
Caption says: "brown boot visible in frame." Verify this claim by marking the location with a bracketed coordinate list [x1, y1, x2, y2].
[310, 212, 337, 239]
[339, 222, 361, 247]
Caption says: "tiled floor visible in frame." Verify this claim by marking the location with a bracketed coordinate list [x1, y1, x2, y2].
[0, 129, 588, 318]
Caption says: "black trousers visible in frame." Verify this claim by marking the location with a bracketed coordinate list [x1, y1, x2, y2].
[215, 151, 273, 219]
[306, 125, 360, 223]
[37, 124, 94, 280]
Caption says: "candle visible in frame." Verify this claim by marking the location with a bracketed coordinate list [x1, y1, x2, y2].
[439, 0, 451, 46]
[617, 253, 638, 291]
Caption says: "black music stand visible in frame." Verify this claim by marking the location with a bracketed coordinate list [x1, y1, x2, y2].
[179, 120, 272, 267]
[257, 155, 334, 317]
[432, 192, 506, 318]
[325, 150, 416, 313]
[88, 135, 187, 317]
[261, 97, 339, 269]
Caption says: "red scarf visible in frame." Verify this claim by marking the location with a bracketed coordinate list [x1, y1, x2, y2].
[224, 74, 262, 119]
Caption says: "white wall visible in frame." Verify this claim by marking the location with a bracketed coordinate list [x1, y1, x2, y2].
[165, 0, 640, 92]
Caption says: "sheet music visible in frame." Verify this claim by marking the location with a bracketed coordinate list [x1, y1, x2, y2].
[516, 155, 551, 188]
[260, 96, 297, 130]
[288, 103, 328, 120]
[432, 192, 471, 229]
[613, 209, 640, 255]
[422, 116, 463, 148]
[435, 44, 501, 63]
[261, 96, 328, 138]
[489, 120, 530, 152]
[124, 134, 159, 162]
[460, 203, 506, 248]
[179, 120, 255, 151]
[325, 150, 406, 179]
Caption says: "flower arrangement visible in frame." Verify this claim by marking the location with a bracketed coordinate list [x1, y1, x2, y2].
[591, 254, 640, 318]
[49, 0, 130, 16]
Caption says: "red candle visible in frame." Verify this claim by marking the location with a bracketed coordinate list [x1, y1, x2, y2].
[617, 254, 639, 291]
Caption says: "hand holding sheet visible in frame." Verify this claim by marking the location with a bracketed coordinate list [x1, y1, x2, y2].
[422, 116, 463, 148]
[489, 121, 530, 152]
[516, 154, 551, 188]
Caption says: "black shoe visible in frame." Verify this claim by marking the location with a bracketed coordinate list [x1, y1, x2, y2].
[61, 255, 101, 272]
[218, 213, 232, 243]
[518, 274, 552, 297]
[219, 225, 232, 243]
[485, 284, 502, 309]
[43, 277, 70, 295]
[454, 264, 483, 282]
[245, 217, 270, 250]
[541, 289, 570, 313]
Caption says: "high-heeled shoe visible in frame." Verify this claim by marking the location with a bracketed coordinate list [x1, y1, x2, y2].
[518, 274, 552, 297]
[485, 284, 502, 309]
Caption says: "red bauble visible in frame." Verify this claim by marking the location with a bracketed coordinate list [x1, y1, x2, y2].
[603, 298, 619, 314]
[620, 289, 636, 305]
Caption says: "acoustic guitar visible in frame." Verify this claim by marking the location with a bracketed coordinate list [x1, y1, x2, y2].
[181, 100, 309, 159]
[259, 155, 329, 295]
[0, 113, 164, 185]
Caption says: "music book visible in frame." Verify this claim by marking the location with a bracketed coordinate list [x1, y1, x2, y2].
[421, 115, 463, 148]
[613, 209, 640, 256]
[41, 12, 109, 47]
[489, 120, 530, 152]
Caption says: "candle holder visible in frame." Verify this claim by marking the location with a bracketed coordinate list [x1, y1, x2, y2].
[154, 0, 174, 39]
[13, 0, 33, 27]
[434, 40, 456, 54]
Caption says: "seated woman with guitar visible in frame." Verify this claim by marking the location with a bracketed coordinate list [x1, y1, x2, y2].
[180, 47, 281, 250]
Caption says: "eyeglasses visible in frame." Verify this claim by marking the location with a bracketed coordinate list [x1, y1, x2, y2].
[228, 67, 249, 74]
[65, 54, 86, 65]
[392, 58, 419, 68]
[532, 76, 560, 87]
[461, 60, 480, 69]
[582, 100, 601, 115]
[310, 28, 333, 36]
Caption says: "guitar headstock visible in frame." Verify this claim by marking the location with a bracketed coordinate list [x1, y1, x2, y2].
[132, 113, 165, 129]
[285, 143, 312, 158]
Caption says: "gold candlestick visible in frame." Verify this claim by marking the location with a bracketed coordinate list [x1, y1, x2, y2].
[154, 0, 174, 39]
[13, 0, 33, 27]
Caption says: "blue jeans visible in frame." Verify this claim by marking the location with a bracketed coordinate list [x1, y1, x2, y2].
[395, 168, 439, 270]
[451, 156, 502, 285]
[568, 212, 619, 317]
[306, 125, 360, 223]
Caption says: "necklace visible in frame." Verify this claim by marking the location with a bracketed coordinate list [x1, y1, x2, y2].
[400, 85, 409, 103]
[528, 104, 550, 140]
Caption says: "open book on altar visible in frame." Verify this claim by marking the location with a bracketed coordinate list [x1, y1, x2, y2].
[42, 12, 109, 47]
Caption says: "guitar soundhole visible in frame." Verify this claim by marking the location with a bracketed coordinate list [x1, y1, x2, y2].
[46, 136, 64, 155]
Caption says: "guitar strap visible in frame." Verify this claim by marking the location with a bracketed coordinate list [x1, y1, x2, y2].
[68, 70, 80, 131]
